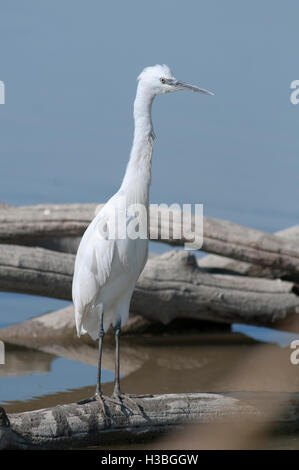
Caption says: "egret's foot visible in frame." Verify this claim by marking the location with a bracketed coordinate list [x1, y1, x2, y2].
[111, 391, 147, 417]
[77, 393, 111, 427]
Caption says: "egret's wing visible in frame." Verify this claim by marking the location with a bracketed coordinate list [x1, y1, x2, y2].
[72, 210, 116, 335]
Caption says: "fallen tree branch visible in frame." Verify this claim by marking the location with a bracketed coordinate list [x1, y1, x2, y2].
[0, 305, 154, 349]
[133, 251, 299, 325]
[0, 203, 97, 242]
[0, 245, 299, 325]
[1, 203, 299, 279]
[0, 244, 73, 300]
[199, 225, 299, 280]
[0, 391, 298, 449]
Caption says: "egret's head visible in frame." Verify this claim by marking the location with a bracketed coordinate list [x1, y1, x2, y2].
[137, 64, 214, 97]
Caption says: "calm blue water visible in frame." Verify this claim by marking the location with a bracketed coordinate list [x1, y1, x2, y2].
[0, 356, 112, 404]
[232, 324, 299, 348]
[0, 2, 298, 332]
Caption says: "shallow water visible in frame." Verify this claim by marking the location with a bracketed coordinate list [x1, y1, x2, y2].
[1, 328, 299, 449]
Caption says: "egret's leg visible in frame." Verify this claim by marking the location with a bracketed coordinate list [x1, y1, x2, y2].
[111, 323, 148, 415]
[113, 323, 121, 396]
[95, 310, 105, 397]
[78, 311, 110, 425]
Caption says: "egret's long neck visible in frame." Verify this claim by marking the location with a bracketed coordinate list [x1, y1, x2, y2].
[120, 83, 155, 205]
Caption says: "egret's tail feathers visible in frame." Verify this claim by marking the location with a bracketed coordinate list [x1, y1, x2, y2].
[75, 303, 108, 341]
[75, 309, 86, 338]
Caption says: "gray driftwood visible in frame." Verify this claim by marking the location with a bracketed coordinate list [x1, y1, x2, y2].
[199, 225, 299, 280]
[0, 391, 298, 449]
[0, 305, 152, 350]
[0, 245, 299, 326]
[1, 204, 299, 279]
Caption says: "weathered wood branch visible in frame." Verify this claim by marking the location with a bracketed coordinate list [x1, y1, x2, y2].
[133, 251, 299, 325]
[1, 203, 299, 279]
[0, 203, 98, 242]
[0, 244, 73, 300]
[0, 245, 299, 325]
[0, 391, 298, 449]
[199, 225, 299, 280]
[0, 305, 153, 350]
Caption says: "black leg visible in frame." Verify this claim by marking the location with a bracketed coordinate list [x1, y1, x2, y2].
[113, 324, 121, 396]
[95, 309, 105, 397]
[78, 310, 111, 426]
[111, 323, 147, 415]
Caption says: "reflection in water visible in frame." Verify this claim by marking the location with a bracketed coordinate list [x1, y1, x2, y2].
[0, 347, 112, 404]
[39, 339, 147, 375]
[0, 347, 53, 377]
[1, 330, 299, 416]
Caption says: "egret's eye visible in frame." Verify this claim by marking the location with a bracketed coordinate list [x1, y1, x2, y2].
[160, 78, 166, 84]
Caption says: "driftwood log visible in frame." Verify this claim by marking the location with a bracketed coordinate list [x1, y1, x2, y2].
[199, 225, 299, 280]
[0, 245, 299, 326]
[0, 391, 299, 449]
[1, 204, 299, 280]
[0, 305, 154, 350]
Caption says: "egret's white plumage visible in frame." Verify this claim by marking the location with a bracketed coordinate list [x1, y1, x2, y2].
[72, 64, 213, 403]
[72, 200, 148, 338]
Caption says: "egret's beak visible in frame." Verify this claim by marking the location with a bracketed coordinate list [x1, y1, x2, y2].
[167, 78, 215, 96]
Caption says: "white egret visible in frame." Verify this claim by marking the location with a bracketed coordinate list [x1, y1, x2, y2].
[72, 64, 214, 414]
